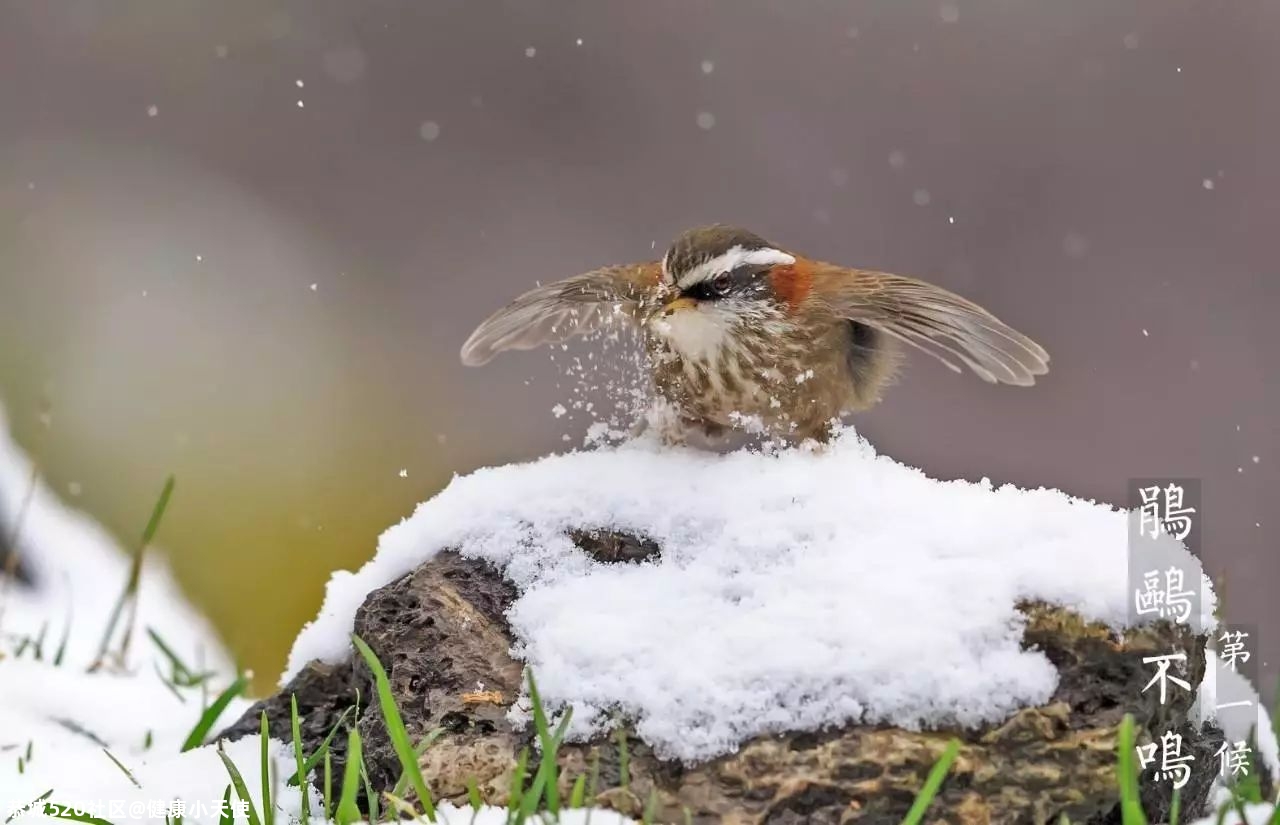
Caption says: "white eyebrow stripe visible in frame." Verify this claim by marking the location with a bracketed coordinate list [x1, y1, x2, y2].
[676, 246, 796, 290]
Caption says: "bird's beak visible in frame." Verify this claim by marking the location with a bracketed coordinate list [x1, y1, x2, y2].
[661, 296, 697, 316]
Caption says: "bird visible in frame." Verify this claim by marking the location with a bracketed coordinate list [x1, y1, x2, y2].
[461, 225, 1049, 443]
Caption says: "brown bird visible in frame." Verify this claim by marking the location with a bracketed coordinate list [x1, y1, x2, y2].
[461, 225, 1049, 443]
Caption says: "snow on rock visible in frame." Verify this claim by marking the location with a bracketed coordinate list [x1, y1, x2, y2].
[0, 405, 230, 671]
[286, 426, 1216, 763]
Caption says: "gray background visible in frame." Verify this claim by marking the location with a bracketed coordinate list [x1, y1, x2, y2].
[1, 0, 1275, 690]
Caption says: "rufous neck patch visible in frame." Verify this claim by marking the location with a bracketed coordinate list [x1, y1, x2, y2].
[768, 260, 814, 307]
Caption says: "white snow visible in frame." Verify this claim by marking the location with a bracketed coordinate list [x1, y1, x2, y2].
[285, 426, 1217, 763]
[0, 658, 289, 825]
[1191, 802, 1277, 825]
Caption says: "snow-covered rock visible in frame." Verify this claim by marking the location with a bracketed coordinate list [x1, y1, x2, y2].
[286, 426, 1214, 762]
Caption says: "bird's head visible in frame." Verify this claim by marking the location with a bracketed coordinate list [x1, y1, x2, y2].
[650, 225, 805, 358]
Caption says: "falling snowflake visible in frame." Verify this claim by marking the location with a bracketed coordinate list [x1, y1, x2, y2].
[696, 111, 716, 130]
[1063, 233, 1091, 259]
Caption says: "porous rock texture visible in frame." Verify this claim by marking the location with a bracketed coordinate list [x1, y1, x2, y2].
[220, 532, 1220, 824]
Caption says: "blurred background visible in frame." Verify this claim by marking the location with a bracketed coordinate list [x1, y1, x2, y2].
[0, 0, 1276, 692]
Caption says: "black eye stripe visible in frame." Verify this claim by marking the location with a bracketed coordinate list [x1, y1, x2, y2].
[684, 265, 769, 300]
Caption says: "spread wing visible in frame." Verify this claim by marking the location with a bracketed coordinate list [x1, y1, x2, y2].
[460, 263, 661, 366]
[816, 266, 1050, 385]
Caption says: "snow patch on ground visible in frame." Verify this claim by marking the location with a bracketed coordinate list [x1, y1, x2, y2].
[1190, 802, 1278, 825]
[0, 658, 283, 824]
[287, 427, 1216, 762]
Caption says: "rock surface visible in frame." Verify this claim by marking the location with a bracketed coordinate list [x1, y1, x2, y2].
[221, 532, 1219, 823]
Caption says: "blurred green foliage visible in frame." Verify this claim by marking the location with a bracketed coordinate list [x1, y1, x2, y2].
[2, 373, 450, 693]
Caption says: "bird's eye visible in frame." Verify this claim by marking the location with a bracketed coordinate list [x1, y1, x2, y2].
[710, 273, 733, 296]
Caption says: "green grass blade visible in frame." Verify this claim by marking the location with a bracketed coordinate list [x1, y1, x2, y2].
[360, 757, 380, 823]
[586, 750, 600, 808]
[4, 789, 52, 824]
[93, 476, 175, 666]
[335, 726, 363, 825]
[323, 749, 333, 821]
[569, 774, 586, 808]
[1169, 788, 1181, 825]
[148, 627, 191, 681]
[517, 708, 574, 821]
[527, 670, 562, 813]
[216, 741, 262, 825]
[1116, 714, 1148, 825]
[148, 626, 211, 686]
[52, 600, 72, 667]
[101, 748, 141, 788]
[899, 738, 960, 825]
[467, 777, 484, 811]
[351, 634, 436, 820]
[382, 792, 417, 819]
[616, 725, 630, 791]
[181, 672, 249, 751]
[260, 711, 274, 825]
[392, 729, 445, 799]
[32, 620, 48, 661]
[218, 786, 233, 825]
[1215, 797, 1231, 825]
[287, 706, 352, 786]
[642, 788, 659, 824]
[290, 695, 310, 824]
[506, 747, 529, 824]
[154, 663, 187, 703]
